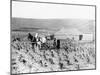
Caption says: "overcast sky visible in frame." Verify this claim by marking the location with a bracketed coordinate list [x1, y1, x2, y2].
[12, 1, 95, 20]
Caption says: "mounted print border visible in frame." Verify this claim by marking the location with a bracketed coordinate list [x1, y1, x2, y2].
[10, 0, 96, 75]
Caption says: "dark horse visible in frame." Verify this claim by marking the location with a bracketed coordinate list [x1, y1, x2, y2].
[28, 33, 37, 48]
[28, 33, 33, 41]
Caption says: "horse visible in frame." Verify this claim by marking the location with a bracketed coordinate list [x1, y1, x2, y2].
[27, 33, 37, 48]
[28, 33, 47, 49]
[36, 36, 46, 49]
[28, 33, 33, 41]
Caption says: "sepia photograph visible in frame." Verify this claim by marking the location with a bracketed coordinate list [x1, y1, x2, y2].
[11, 0, 96, 74]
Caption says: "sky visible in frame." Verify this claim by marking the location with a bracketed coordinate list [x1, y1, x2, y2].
[12, 1, 95, 20]
[12, 1, 95, 34]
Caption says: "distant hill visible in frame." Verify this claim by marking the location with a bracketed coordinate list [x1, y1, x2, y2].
[11, 17, 95, 34]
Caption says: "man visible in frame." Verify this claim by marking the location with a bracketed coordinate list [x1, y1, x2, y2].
[56, 39, 60, 49]
[53, 38, 56, 49]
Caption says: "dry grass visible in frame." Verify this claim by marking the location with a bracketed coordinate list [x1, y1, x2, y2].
[11, 36, 95, 74]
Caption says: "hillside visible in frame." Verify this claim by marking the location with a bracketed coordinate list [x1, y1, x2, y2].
[12, 17, 95, 34]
